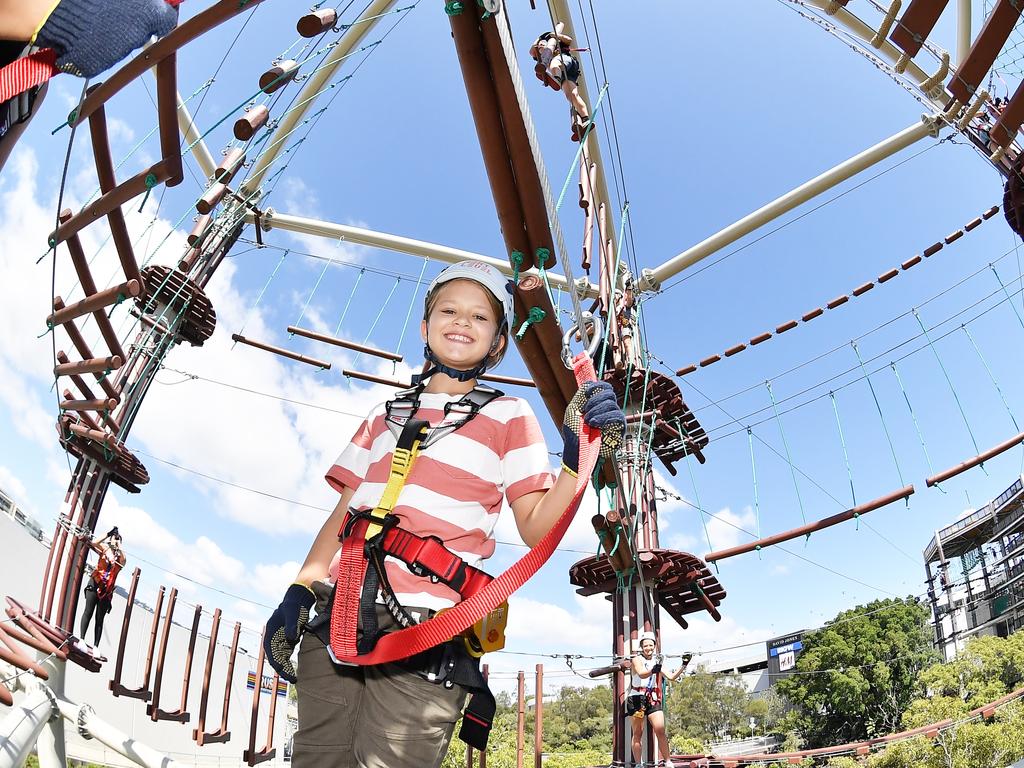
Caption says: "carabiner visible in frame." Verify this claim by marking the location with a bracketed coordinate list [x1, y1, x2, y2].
[561, 312, 603, 369]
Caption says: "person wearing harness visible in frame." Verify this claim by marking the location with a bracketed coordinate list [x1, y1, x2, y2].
[628, 631, 691, 768]
[78, 526, 126, 649]
[263, 259, 625, 768]
[528, 23, 590, 141]
[0, 0, 181, 174]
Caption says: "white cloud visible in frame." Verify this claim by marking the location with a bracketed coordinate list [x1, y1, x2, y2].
[705, 506, 758, 552]
[0, 465, 30, 508]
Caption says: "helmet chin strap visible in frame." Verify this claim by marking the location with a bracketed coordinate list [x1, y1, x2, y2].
[413, 330, 502, 385]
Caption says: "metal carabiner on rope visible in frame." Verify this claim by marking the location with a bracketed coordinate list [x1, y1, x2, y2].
[561, 312, 602, 369]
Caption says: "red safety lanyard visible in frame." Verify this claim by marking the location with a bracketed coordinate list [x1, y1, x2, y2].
[330, 352, 601, 665]
[0, 49, 58, 104]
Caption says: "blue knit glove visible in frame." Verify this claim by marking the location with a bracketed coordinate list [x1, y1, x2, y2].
[561, 381, 625, 476]
[263, 583, 316, 684]
[35, 0, 181, 78]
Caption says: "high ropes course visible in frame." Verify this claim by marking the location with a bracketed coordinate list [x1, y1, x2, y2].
[3, 0, 1024, 767]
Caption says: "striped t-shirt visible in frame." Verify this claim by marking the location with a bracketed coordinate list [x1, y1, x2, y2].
[325, 390, 554, 612]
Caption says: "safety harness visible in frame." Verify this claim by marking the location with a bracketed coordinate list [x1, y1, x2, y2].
[0, 46, 55, 140]
[309, 353, 601, 750]
[306, 383, 507, 749]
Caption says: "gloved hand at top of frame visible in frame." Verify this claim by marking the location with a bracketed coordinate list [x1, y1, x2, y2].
[35, 0, 182, 78]
[264, 583, 316, 684]
[561, 381, 624, 476]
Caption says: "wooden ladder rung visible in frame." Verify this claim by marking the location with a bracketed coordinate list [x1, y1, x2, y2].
[47, 281, 141, 328]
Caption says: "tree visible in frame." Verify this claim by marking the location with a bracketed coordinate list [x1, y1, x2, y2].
[774, 597, 936, 747]
[663, 671, 751, 742]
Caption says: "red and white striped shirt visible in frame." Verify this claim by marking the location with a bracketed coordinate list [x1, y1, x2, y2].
[325, 391, 554, 611]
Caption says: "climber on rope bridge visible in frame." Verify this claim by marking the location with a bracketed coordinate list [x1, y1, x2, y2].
[263, 259, 625, 768]
[0, 0, 182, 174]
[529, 22, 591, 142]
[77, 526, 126, 654]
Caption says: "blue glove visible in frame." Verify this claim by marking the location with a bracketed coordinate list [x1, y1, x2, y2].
[35, 0, 181, 78]
[263, 583, 316, 683]
[561, 381, 625, 476]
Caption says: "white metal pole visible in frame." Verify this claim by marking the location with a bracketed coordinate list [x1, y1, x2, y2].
[0, 688, 55, 768]
[957, 0, 972, 67]
[243, 0, 399, 193]
[176, 93, 216, 181]
[647, 116, 940, 286]
[252, 209, 599, 296]
[35, 656, 66, 768]
[544, 0, 618, 259]
[54, 697, 190, 768]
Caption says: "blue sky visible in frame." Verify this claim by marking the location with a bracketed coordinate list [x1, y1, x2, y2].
[2, 0, 1023, 688]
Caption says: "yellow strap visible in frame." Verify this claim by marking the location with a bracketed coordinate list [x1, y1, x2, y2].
[365, 440, 422, 539]
[30, 0, 63, 46]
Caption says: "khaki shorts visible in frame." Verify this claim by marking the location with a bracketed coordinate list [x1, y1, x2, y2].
[291, 581, 468, 768]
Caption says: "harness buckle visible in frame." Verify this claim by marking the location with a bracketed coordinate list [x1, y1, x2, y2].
[342, 509, 398, 542]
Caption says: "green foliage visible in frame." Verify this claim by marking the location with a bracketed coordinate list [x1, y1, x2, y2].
[775, 597, 936, 748]
[823, 757, 860, 768]
[664, 670, 752, 741]
[540, 684, 613, 753]
[668, 734, 706, 754]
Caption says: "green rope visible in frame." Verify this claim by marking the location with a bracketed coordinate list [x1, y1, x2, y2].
[765, 380, 808, 527]
[911, 309, 984, 463]
[747, 427, 761, 540]
[597, 203, 630, 380]
[889, 361, 937, 481]
[294, 239, 341, 329]
[554, 84, 610, 214]
[850, 341, 906, 488]
[239, 249, 289, 342]
[828, 392, 857, 507]
[962, 325, 1020, 432]
[444, 1, 463, 14]
[515, 307, 547, 340]
[990, 264, 1024, 332]
[353, 277, 401, 366]
[333, 268, 365, 337]
[681, 419, 715, 558]
[535, 247, 551, 268]
[136, 173, 158, 214]
[510, 250, 524, 285]
[396, 258, 429, 357]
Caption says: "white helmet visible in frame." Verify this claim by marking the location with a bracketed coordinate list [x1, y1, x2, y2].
[638, 631, 656, 645]
[417, 260, 514, 384]
[428, 260, 514, 331]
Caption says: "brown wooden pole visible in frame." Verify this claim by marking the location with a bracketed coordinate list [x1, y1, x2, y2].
[288, 325, 403, 362]
[232, 334, 331, 369]
[447, 7, 534, 271]
[48, 280, 142, 328]
[108, 567, 139, 696]
[516, 670, 525, 768]
[705, 484, 915, 562]
[534, 664, 543, 768]
[148, 587, 177, 720]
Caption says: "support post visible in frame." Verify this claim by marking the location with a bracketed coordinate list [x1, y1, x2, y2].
[517, 670, 525, 768]
[958, 0, 972, 66]
[0, 681, 56, 768]
[534, 664, 543, 768]
[35, 654, 66, 768]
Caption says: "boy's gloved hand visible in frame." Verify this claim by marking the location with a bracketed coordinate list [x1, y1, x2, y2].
[35, 0, 182, 78]
[264, 583, 316, 683]
[561, 381, 624, 476]
[650, 662, 662, 675]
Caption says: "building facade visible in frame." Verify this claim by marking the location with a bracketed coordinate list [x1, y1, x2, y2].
[923, 477, 1024, 660]
[0, 484, 44, 542]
